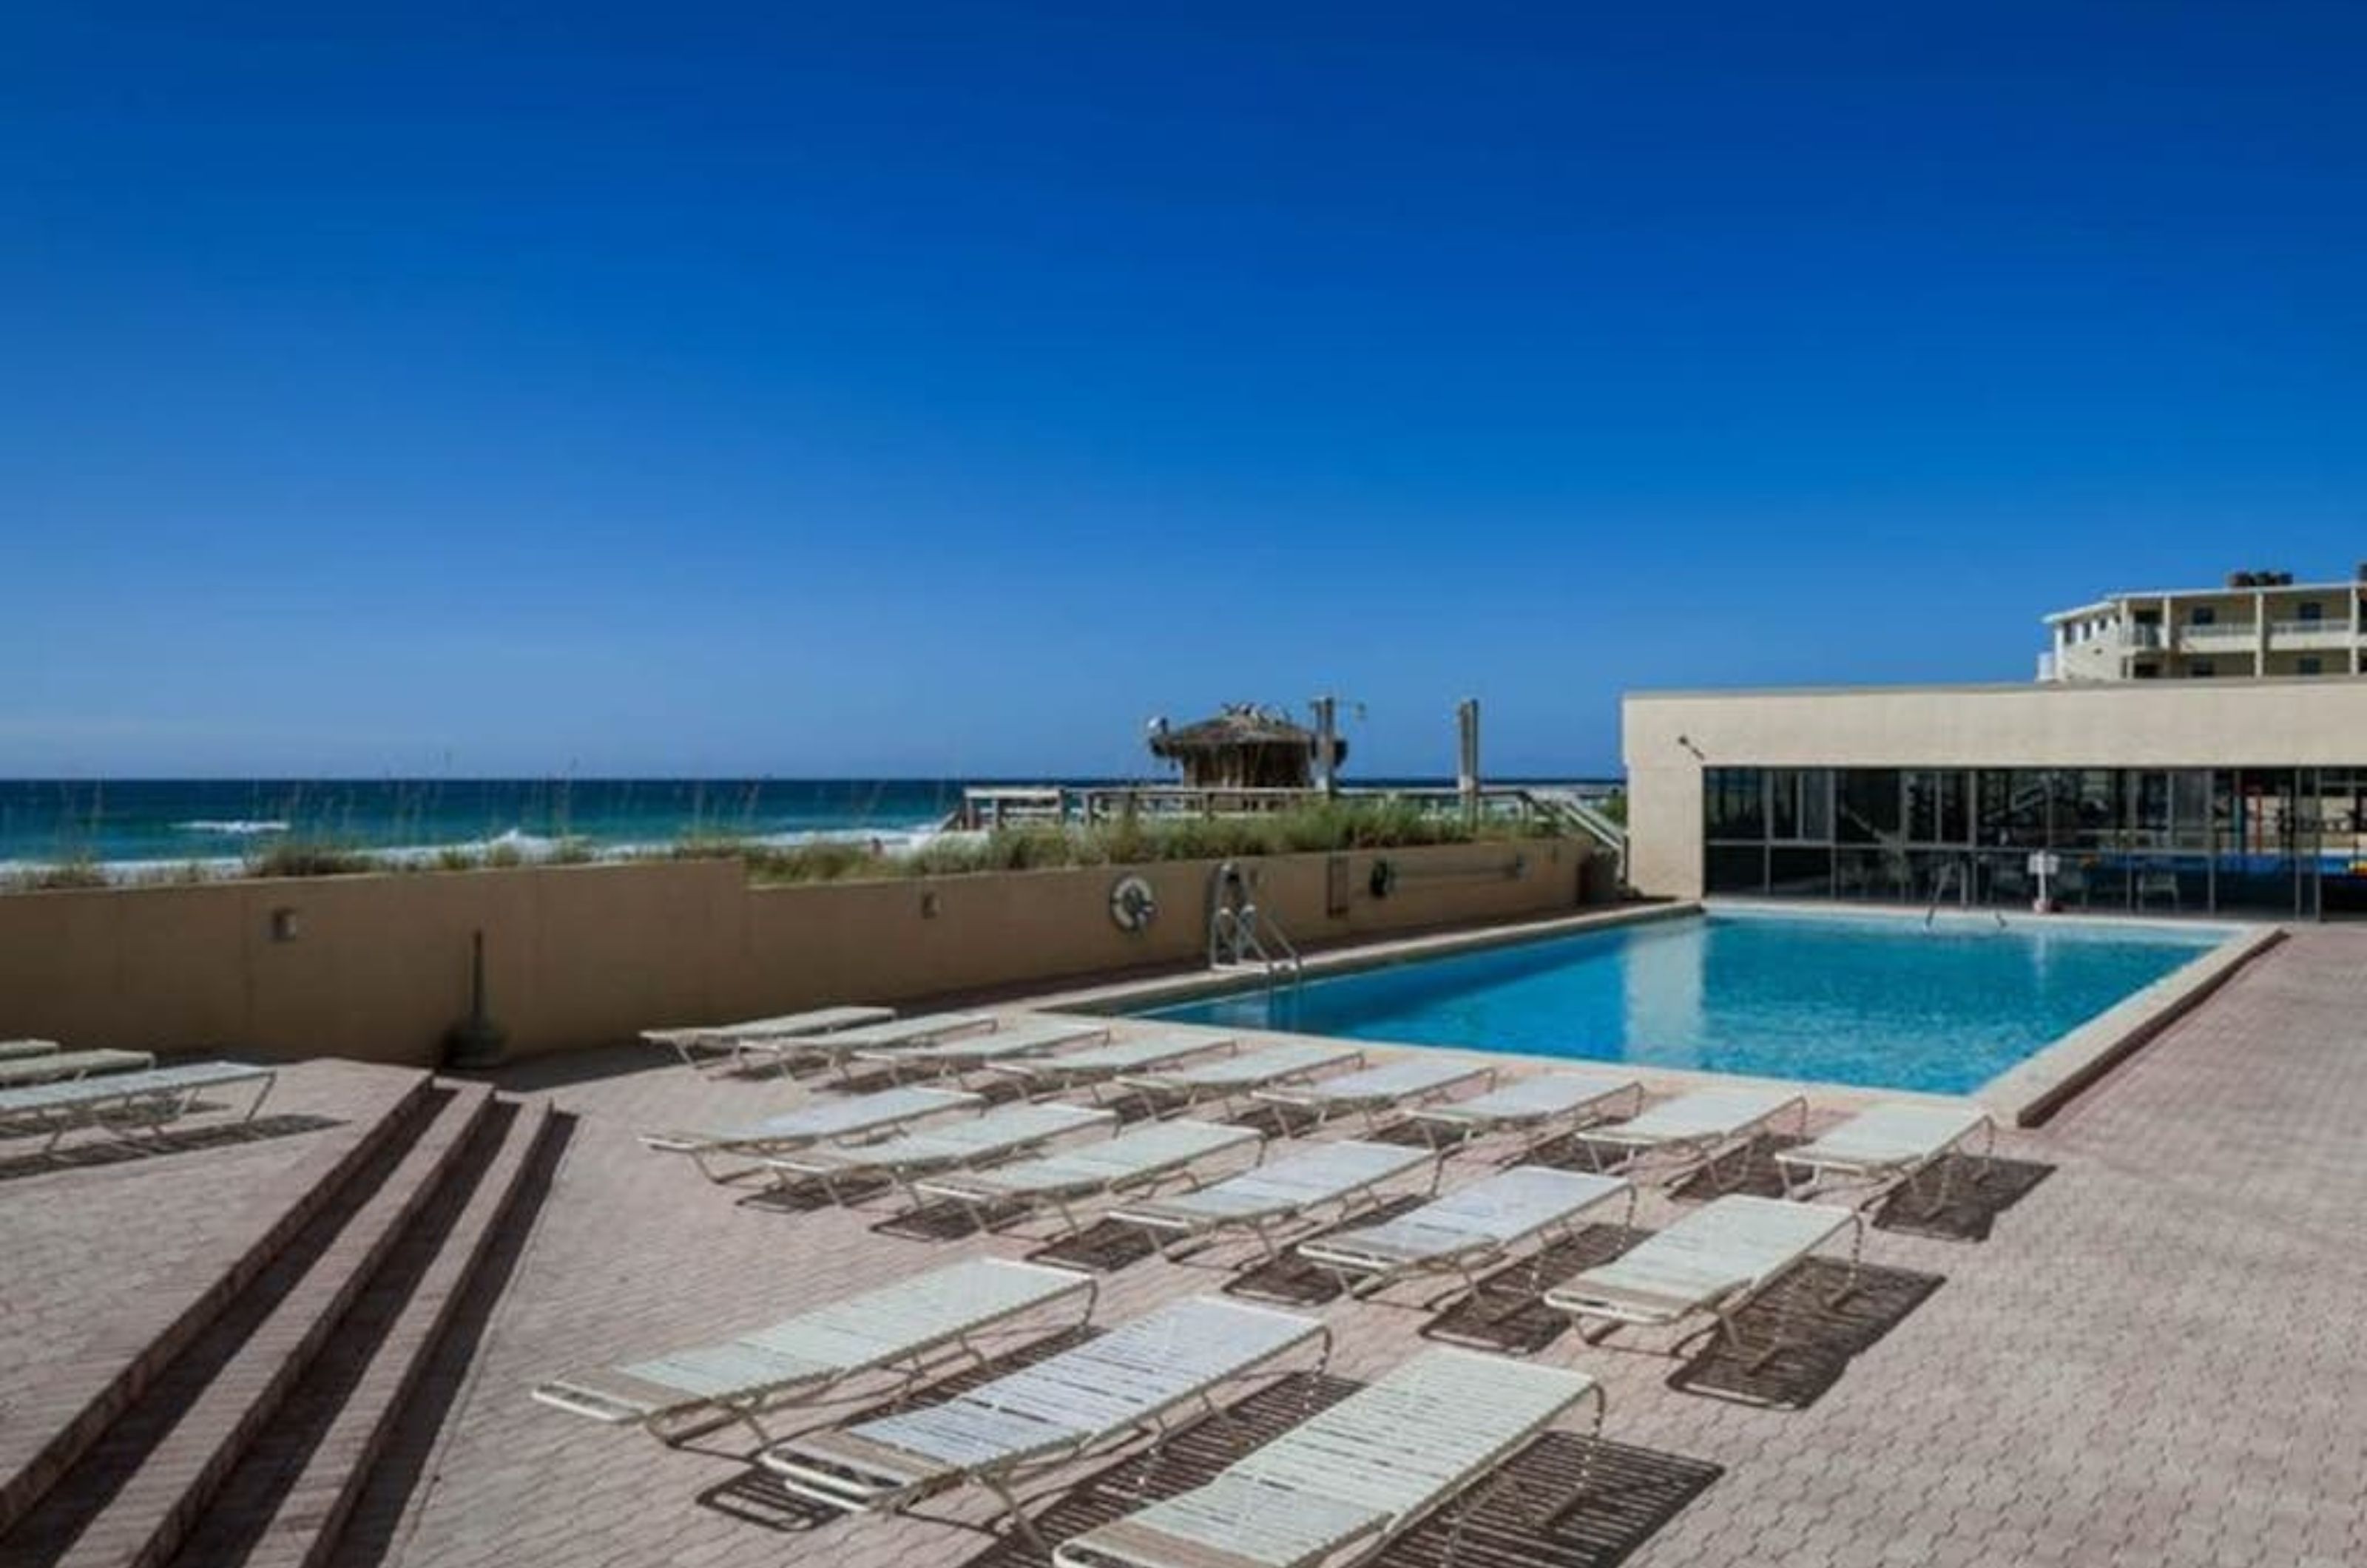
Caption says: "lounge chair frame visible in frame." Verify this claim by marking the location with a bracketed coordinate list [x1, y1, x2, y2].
[640, 1005, 897, 1073]
[1118, 1043, 1365, 1114]
[1406, 1073, 1646, 1156]
[1050, 1348, 1604, 1568]
[0, 1062, 277, 1155]
[1545, 1195, 1864, 1373]
[760, 1101, 1119, 1206]
[1294, 1167, 1636, 1311]
[1249, 1058, 1496, 1134]
[760, 1297, 1332, 1550]
[530, 1259, 1098, 1445]
[911, 1121, 1266, 1240]
[1774, 1101, 1996, 1215]
[1107, 1141, 1436, 1264]
[1573, 1088, 1809, 1189]
[637, 1084, 985, 1184]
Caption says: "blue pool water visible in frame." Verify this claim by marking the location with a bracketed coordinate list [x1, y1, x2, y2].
[1143, 910, 2230, 1094]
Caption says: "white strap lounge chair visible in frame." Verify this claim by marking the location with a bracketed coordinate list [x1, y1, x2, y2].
[1118, 1041, 1364, 1110]
[0, 1061, 277, 1152]
[1107, 1140, 1433, 1262]
[1544, 1194, 1861, 1365]
[911, 1120, 1264, 1237]
[0, 1048, 158, 1089]
[1773, 1100, 1995, 1208]
[0, 1038, 61, 1061]
[854, 1017, 1113, 1082]
[760, 1296, 1328, 1538]
[987, 1032, 1238, 1097]
[762, 1101, 1120, 1203]
[641, 1005, 897, 1072]
[1576, 1085, 1806, 1184]
[759, 1012, 1002, 1078]
[1405, 1072, 1644, 1152]
[530, 1258, 1094, 1444]
[638, 1085, 984, 1183]
[1051, 1347, 1603, 1568]
[1250, 1057, 1493, 1131]
[1295, 1166, 1634, 1306]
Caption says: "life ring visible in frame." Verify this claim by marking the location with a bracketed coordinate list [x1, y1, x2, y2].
[1368, 858, 1399, 899]
[1110, 873, 1159, 932]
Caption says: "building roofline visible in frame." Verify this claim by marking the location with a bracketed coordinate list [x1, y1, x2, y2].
[1624, 673, 2367, 701]
[2044, 580, 2364, 622]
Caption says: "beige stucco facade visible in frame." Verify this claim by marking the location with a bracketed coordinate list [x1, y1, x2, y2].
[1624, 676, 2367, 897]
[0, 840, 1601, 1066]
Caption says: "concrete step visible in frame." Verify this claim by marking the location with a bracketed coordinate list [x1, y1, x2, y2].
[0, 1069, 436, 1538]
[0, 1082, 495, 1568]
[164, 1095, 558, 1568]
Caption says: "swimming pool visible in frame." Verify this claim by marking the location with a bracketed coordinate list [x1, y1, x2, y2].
[1140, 909, 2232, 1094]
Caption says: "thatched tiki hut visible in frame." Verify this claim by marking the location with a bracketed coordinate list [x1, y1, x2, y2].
[1147, 705, 1345, 790]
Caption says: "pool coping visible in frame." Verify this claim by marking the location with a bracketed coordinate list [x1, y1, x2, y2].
[1013, 896, 2286, 1127]
[1024, 899, 1701, 1016]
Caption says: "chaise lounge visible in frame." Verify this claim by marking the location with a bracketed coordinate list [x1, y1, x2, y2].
[1405, 1071, 1644, 1153]
[529, 1257, 1094, 1443]
[637, 1084, 984, 1183]
[640, 1005, 897, 1072]
[911, 1119, 1263, 1237]
[1294, 1166, 1634, 1307]
[760, 1101, 1119, 1203]
[1105, 1140, 1432, 1262]
[1249, 1057, 1493, 1132]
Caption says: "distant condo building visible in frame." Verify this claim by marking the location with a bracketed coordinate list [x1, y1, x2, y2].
[2040, 567, 2367, 682]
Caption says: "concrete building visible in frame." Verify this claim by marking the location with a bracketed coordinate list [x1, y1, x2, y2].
[1624, 677, 2367, 919]
[2042, 568, 2367, 682]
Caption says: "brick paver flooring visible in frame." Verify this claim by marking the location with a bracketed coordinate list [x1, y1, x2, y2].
[21, 927, 2367, 1568]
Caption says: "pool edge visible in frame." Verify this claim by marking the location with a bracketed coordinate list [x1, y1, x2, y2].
[1975, 922, 2289, 1128]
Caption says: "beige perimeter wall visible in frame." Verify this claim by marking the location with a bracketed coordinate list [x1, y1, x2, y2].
[1624, 677, 2367, 898]
[0, 841, 1597, 1066]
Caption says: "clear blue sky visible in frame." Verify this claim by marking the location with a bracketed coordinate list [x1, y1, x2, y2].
[5, 2, 2362, 778]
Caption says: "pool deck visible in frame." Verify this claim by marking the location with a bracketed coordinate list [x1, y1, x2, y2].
[11, 927, 2367, 1566]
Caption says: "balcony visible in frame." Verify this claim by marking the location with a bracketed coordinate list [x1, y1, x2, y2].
[2270, 618, 2354, 649]
[2176, 621, 2258, 649]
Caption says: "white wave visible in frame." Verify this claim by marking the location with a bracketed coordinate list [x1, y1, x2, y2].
[175, 820, 291, 837]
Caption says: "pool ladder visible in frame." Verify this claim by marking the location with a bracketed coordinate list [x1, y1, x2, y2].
[1208, 862, 1303, 983]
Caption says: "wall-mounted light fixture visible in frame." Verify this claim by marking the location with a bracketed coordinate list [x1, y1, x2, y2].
[1675, 733, 1707, 760]
[919, 891, 942, 919]
[269, 907, 301, 942]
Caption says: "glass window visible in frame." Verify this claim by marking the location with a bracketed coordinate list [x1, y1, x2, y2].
[1767, 768, 1831, 842]
[1975, 769, 2050, 846]
[2298, 601, 2323, 621]
[2300, 656, 2323, 675]
[1706, 844, 1766, 893]
[1905, 770, 1969, 845]
[2189, 605, 2216, 626]
[1703, 768, 1765, 841]
[2191, 660, 2216, 677]
[1834, 769, 1901, 844]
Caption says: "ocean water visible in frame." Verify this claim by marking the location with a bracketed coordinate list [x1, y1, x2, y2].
[1144, 908, 2229, 1094]
[0, 778, 983, 868]
[0, 775, 1560, 870]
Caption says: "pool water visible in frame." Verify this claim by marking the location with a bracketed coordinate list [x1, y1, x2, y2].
[1142, 910, 2229, 1094]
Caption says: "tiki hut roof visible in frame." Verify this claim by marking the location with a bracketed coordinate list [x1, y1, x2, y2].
[1147, 704, 1345, 788]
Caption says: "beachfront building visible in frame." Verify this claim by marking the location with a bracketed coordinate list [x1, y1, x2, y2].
[2041, 567, 2367, 682]
[1624, 677, 2367, 918]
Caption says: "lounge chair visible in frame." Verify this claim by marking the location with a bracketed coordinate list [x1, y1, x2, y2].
[1106, 1140, 1432, 1262]
[638, 1085, 983, 1183]
[1405, 1072, 1644, 1153]
[853, 1017, 1112, 1082]
[0, 1038, 61, 1062]
[640, 1005, 896, 1072]
[1051, 1347, 1602, 1568]
[1250, 1057, 1493, 1132]
[760, 1297, 1328, 1538]
[987, 1031, 1237, 1097]
[1774, 1100, 1994, 1209]
[911, 1120, 1263, 1237]
[0, 1048, 158, 1089]
[1544, 1194, 1860, 1367]
[1295, 1166, 1634, 1305]
[0, 1061, 277, 1153]
[749, 1011, 1002, 1078]
[529, 1257, 1094, 1444]
[1118, 1041, 1364, 1111]
[761, 1101, 1119, 1203]
[1574, 1085, 1806, 1184]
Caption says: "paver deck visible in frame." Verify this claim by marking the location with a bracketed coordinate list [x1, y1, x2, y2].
[14, 927, 2367, 1568]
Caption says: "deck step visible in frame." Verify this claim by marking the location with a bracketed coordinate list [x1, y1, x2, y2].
[0, 1082, 494, 1568]
[0, 1069, 436, 1538]
[163, 1096, 558, 1568]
